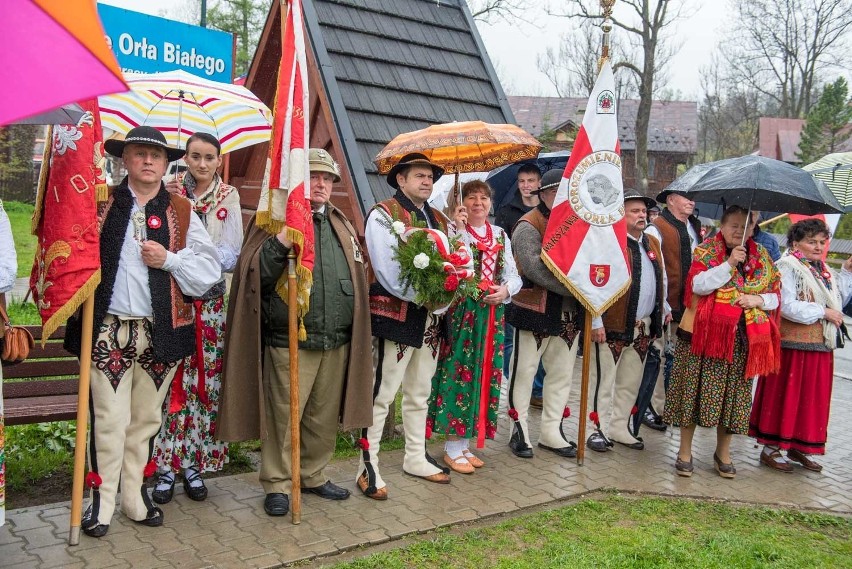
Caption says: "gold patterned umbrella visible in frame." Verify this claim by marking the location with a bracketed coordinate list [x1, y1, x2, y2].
[374, 121, 541, 175]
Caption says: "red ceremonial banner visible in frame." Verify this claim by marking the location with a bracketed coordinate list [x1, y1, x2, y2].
[30, 99, 104, 342]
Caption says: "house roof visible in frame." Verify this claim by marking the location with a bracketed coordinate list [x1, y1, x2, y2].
[508, 96, 698, 154]
[756, 117, 805, 163]
[305, 0, 514, 208]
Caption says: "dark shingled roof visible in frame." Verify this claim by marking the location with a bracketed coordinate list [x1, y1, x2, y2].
[305, 0, 514, 208]
[508, 95, 698, 155]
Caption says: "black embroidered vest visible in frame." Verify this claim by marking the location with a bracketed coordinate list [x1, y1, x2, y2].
[65, 180, 195, 363]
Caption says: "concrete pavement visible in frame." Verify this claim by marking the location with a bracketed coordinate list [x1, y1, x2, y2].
[2, 372, 851, 568]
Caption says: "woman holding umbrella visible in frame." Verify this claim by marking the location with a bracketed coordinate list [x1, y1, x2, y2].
[749, 219, 852, 473]
[428, 180, 522, 473]
[664, 206, 781, 479]
[152, 132, 243, 502]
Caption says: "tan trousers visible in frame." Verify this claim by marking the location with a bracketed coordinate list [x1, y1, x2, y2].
[357, 319, 442, 490]
[260, 343, 348, 494]
[589, 318, 650, 445]
[88, 316, 177, 525]
[506, 329, 578, 448]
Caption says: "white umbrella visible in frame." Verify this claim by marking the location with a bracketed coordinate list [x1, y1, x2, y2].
[98, 69, 272, 154]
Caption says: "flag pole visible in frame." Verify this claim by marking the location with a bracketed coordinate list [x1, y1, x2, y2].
[577, 312, 592, 466]
[288, 248, 301, 524]
[68, 293, 95, 545]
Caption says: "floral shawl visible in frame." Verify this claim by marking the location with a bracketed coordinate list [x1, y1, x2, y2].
[685, 232, 781, 377]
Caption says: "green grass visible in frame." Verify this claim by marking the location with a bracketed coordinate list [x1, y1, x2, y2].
[4, 200, 37, 278]
[324, 495, 852, 569]
[6, 298, 40, 325]
[4, 421, 76, 492]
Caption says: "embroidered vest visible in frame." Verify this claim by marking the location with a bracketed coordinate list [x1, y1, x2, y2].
[506, 207, 565, 335]
[65, 182, 195, 363]
[653, 210, 702, 322]
[368, 197, 449, 348]
[602, 234, 665, 342]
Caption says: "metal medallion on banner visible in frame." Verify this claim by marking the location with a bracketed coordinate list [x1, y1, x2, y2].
[567, 150, 624, 227]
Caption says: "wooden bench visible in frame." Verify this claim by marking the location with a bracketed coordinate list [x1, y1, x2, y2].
[4, 326, 81, 425]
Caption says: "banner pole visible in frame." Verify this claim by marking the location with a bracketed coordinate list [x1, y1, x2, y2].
[68, 293, 95, 545]
[288, 249, 302, 524]
[577, 311, 592, 466]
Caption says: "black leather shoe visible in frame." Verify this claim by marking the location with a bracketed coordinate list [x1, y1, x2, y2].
[134, 507, 164, 527]
[587, 432, 611, 453]
[614, 439, 645, 450]
[152, 473, 176, 504]
[82, 506, 109, 538]
[182, 469, 208, 502]
[509, 431, 534, 459]
[538, 442, 578, 458]
[304, 481, 351, 500]
[642, 410, 667, 431]
[264, 493, 289, 516]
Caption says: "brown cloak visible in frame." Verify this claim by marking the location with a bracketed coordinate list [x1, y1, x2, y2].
[217, 204, 373, 441]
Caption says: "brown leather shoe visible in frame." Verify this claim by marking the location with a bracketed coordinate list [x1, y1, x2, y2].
[787, 448, 823, 472]
[759, 449, 793, 473]
[675, 455, 693, 477]
[356, 473, 388, 501]
[443, 454, 475, 474]
[462, 450, 484, 468]
[714, 453, 736, 479]
[404, 470, 451, 484]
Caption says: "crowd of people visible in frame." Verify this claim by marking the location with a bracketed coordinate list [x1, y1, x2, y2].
[0, 124, 848, 536]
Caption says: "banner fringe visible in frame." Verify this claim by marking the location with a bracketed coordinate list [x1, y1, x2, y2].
[540, 250, 630, 318]
[274, 226, 314, 342]
[40, 271, 101, 347]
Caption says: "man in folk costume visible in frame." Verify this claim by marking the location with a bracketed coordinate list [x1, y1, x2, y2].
[217, 149, 373, 516]
[65, 126, 221, 538]
[357, 153, 454, 499]
[587, 190, 668, 452]
[644, 188, 702, 431]
[505, 168, 582, 460]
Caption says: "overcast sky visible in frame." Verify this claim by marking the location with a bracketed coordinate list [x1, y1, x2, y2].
[102, 0, 727, 101]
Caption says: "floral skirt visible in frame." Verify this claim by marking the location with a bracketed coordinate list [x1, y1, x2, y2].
[428, 297, 504, 444]
[154, 296, 228, 473]
[749, 349, 834, 455]
[663, 331, 753, 434]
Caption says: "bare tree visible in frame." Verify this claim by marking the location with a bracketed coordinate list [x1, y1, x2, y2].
[466, 0, 531, 22]
[536, 19, 642, 99]
[723, 0, 852, 118]
[549, 0, 688, 194]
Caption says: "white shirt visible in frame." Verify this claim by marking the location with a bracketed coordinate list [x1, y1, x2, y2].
[366, 205, 450, 313]
[107, 193, 222, 318]
[691, 262, 779, 311]
[455, 223, 523, 304]
[780, 265, 852, 324]
[592, 234, 658, 328]
[0, 200, 16, 294]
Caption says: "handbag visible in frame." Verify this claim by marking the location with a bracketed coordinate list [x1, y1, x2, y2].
[0, 298, 35, 364]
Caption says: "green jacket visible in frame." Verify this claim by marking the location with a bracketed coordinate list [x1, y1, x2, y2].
[259, 209, 355, 350]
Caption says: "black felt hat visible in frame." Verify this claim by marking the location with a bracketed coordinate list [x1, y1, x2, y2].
[385, 153, 444, 189]
[623, 188, 656, 210]
[531, 168, 563, 194]
[105, 126, 186, 162]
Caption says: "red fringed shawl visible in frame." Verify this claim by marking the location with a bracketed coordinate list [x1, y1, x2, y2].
[685, 232, 781, 377]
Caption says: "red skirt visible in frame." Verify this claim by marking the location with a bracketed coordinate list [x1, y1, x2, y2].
[748, 348, 833, 455]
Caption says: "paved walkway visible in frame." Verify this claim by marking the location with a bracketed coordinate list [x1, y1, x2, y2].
[3, 375, 851, 569]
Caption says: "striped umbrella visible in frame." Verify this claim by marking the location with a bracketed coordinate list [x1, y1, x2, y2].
[98, 69, 272, 154]
[802, 152, 852, 211]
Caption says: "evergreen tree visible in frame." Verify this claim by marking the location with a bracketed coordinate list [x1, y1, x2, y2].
[797, 77, 852, 164]
[206, 0, 268, 77]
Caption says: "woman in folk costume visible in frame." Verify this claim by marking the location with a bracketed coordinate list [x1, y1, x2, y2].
[664, 206, 781, 479]
[750, 219, 852, 473]
[428, 180, 522, 473]
[153, 132, 243, 503]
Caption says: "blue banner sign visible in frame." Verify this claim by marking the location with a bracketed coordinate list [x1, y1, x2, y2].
[97, 4, 233, 81]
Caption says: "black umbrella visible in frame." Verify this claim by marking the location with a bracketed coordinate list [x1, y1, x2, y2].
[679, 155, 842, 215]
[486, 150, 571, 210]
[630, 343, 661, 438]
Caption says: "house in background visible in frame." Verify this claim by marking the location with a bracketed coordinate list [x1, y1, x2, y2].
[228, 0, 513, 231]
[509, 96, 698, 194]
[754, 117, 806, 164]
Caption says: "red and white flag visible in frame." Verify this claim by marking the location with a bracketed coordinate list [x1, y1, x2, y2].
[541, 60, 630, 316]
[256, 0, 314, 329]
